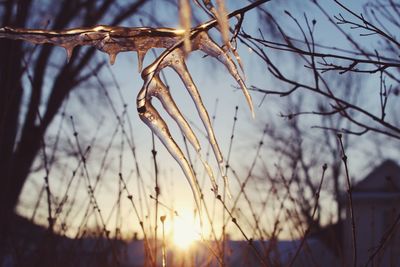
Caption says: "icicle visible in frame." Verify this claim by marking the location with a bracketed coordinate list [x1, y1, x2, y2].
[230, 45, 246, 80]
[222, 175, 232, 199]
[199, 157, 218, 194]
[136, 87, 202, 214]
[156, 47, 230, 196]
[237, 78, 254, 118]
[179, 0, 192, 55]
[195, 32, 255, 117]
[109, 52, 117, 65]
[63, 45, 74, 62]
[137, 50, 146, 73]
[160, 48, 224, 166]
[201, 0, 228, 46]
[229, 14, 246, 79]
[146, 75, 201, 152]
[216, 0, 229, 46]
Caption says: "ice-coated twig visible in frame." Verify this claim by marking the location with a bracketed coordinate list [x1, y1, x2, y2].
[0, 25, 181, 64]
[157, 48, 224, 167]
[194, 31, 254, 117]
[0, 0, 270, 209]
[136, 86, 202, 212]
[144, 74, 201, 152]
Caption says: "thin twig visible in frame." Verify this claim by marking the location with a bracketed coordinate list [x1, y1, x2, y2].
[338, 134, 357, 267]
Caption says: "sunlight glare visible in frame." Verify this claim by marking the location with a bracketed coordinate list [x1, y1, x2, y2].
[171, 211, 201, 249]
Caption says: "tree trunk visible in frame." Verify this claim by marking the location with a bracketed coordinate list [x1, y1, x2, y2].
[0, 33, 24, 262]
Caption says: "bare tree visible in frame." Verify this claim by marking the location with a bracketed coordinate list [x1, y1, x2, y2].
[240, 1, 400, 266]
[243, 0, 400, 139]
[0, 0, 148, 261]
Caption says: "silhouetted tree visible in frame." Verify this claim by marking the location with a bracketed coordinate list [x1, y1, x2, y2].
[0, 0, 147, 261]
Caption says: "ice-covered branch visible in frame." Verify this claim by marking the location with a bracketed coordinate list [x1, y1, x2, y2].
[0, 0, 270, 211]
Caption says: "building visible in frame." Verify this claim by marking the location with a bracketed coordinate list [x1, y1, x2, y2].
[343, 160, 400, 266]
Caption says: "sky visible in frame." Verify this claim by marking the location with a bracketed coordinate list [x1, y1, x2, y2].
[14, 0, 399, 242]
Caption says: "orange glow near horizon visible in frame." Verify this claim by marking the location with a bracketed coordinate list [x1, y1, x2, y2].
[165, 210, 201, 250]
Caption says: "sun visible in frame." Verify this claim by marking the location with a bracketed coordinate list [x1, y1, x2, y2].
[170, 211, 201, 249]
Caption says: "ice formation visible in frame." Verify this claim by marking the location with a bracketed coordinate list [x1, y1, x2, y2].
[0, 18, 253, 209]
